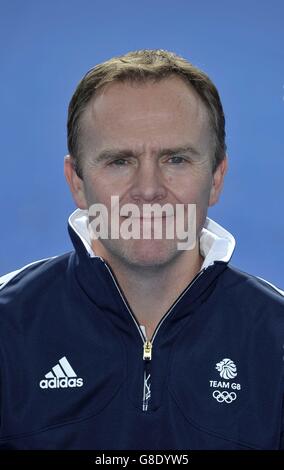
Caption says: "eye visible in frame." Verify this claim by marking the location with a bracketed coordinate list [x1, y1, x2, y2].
[167, 155, 187, 164]
[109, 158, 129, 166]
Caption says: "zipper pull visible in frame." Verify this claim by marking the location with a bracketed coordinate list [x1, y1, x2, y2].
[143, 340, 152, 361]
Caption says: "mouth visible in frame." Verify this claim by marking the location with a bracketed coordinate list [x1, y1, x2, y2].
[123, 214, 175, 219]
[134, 216, 172, 219]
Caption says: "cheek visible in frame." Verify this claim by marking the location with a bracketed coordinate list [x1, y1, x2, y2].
[83, 176, 104, 206]
[167, 175, 174, 185]
[84, 174, 127, 207]
[172, 175, 212, 206]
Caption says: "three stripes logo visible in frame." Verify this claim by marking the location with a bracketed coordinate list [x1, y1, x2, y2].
[39, 356, 83, 389]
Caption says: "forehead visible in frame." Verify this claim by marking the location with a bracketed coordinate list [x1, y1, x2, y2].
[80, 76, 212, 153]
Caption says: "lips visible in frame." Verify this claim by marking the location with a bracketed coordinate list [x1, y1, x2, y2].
[129, 216, 173, 219]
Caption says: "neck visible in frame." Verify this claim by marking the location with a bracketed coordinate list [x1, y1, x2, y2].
[93, 241, 204, 340]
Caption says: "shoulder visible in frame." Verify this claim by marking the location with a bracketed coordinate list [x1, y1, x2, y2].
[0, 252, 73, 298]
[212, 265, 284, 352]
[224, 264, 283, 298]
[0, 252, 76, 350]
[219, 264, 284, 319]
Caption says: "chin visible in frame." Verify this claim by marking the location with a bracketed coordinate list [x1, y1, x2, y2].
[109, 239, 182, 269]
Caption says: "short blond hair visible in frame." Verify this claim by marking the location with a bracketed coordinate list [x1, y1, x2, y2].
[67, 49, 226, 177]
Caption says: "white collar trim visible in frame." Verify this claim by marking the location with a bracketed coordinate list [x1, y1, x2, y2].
[199, 218, 235, 269]
[68, 208, 236, 268]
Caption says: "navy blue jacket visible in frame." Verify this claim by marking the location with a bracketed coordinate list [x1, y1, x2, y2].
[0, 210, 283, 450]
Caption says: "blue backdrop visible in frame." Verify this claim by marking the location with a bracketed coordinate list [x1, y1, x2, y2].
[0, 0, 283, 286]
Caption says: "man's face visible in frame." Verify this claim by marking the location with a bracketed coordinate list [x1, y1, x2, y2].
[66, 76, 226, 268]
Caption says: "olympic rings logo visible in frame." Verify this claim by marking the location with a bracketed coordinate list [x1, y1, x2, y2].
[213, 390, 237, 403]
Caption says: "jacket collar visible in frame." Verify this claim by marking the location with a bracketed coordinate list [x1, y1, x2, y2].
[68, 208, 236, 268]
[67, 208, 236, 336]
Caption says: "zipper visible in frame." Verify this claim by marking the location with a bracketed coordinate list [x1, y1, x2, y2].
[103, 261, 206, 410]
[142, 363, 151, 411]
[103, 262, 147, 344]
[149, 267, 206, 345]
[143, 340, 152, 360]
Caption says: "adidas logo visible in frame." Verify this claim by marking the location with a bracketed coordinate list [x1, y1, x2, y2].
[39, 356, 83, 389]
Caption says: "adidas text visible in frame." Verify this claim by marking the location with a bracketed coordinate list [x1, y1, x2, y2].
[39, 377, 83, 389]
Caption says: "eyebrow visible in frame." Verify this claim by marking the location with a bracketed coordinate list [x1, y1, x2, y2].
[94, 144, 201, 163]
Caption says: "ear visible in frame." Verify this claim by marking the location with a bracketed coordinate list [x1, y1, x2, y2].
[209, 156, 228, 207]
[64, 155, 88, 209]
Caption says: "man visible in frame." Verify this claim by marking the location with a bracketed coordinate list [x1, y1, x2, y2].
[0, 49, 283, 450]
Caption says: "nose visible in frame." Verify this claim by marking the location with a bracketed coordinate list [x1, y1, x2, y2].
[129, 159, 167, 203]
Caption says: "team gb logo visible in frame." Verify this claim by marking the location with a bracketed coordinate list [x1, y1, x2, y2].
[215, 358, 237, 380]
